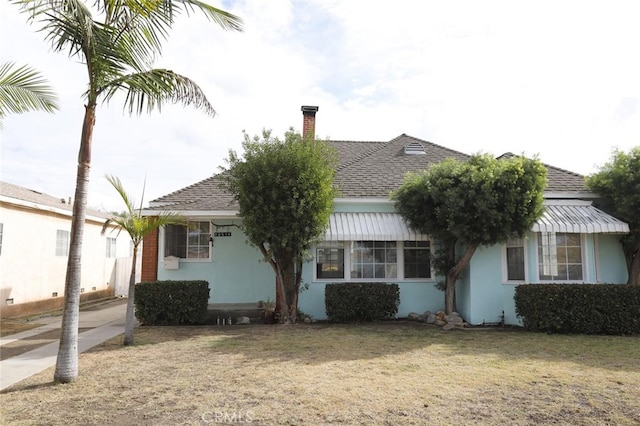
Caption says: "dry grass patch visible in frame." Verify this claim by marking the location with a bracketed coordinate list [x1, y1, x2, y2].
[1, 323, 639, 425]
[0, 321, 44, 337]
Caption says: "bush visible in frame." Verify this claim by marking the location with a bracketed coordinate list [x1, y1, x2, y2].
[325, 282, 400, 322]
[514, 284, 640, 334]
[134, 280, 210, 325]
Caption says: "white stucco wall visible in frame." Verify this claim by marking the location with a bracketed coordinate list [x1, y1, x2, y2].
[0, 203, 131, 306]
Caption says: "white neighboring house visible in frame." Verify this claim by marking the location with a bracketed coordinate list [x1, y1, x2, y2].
[0, 181, 139, 318]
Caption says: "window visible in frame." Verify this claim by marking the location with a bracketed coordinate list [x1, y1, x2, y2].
[164, 221, 211, 259]
[351, 241, 397, 279]
[316, 242, 344, 279]
[538, 232, 583, 281]
[403, 241, 431, 279]
[106, 237, 117, 258]
[505, 237, 525, 281]
[56, 230, 69, 256]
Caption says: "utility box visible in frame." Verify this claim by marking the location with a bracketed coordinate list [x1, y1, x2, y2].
[163, 256, 179, 270]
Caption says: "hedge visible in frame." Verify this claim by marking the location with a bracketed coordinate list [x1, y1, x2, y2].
[325, 282, 399, 322]
[514, 284, 640, 334]
[134, 280, 210, 325]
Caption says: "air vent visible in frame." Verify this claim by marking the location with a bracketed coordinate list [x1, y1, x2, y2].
[404, 142, 426, 155]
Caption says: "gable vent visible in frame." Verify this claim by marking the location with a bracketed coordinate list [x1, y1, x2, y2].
[404, 142, 426, 155]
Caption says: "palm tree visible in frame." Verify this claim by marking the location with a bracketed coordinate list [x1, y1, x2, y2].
[12, 0, 242, 383]
[0, 61, 58, 130]
[103, 174, 185, 346]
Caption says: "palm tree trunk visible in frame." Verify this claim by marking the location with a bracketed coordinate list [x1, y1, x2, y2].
[123, 246, 139, 345]
[54, 103, 96, 383]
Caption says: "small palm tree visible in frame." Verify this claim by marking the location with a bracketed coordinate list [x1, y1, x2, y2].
[0, 61, 58, 130]
[103, 174, 186, 346]
[12, 0, 242, 383]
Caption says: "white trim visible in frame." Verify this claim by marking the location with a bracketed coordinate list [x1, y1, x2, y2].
[1, 196, 109, 223]
[312, 240, 435, 283]
[501, 237, 528, 285]
[142, 209, 239, 218]
[334, 198, 393, 204]
[543, 191, 597, 199]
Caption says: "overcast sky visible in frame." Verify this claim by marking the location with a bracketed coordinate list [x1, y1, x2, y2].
[2, 0, 639, 212]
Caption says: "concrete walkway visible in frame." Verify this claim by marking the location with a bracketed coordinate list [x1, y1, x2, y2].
[0, 299, 128, 391]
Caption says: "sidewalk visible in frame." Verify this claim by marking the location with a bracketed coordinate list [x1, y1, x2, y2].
[0, 299, 129, 391]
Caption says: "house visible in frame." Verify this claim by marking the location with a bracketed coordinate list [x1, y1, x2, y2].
[0, 181, 137, 318]
[140, 106, 630, 325]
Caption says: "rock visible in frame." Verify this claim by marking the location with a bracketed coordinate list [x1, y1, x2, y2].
[423, 310, 432, 317]
[304, 317, 312, 324]
[436, 311, 446, 321]
[426, 313, 437, 324]
[442, 323, 456, 331]
[236, 316, 250, 325]
[435, 320, 446, 326]
[407, 312, 421, 321]
[445, 313, 464, 324]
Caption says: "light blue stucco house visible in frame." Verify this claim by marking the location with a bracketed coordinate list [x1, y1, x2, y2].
[141, 106, 630, 325]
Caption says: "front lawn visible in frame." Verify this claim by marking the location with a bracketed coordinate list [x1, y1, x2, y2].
[1, 323, 638, 425]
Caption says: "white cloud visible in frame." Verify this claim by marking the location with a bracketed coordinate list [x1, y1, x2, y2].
[2, 0, 639, 211]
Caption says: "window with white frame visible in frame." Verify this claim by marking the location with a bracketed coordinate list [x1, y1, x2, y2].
[505, 237, 525, 281]
[315, 240, 432, 281]
[316, 242, 344, 279]
[351, 241, 397, 279]
[403, 241, 431, 279]
[538, 232, 583, 281]
[164, 221, 211, 259]
[106, 237, 117, 258]
[56, 230, 69, 256]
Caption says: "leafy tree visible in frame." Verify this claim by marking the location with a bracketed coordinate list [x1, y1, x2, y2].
[222, 129, 338, 323]
[102, 174, 186, 345]
[12, 0, 242, 383]
[586, 147, 640, 286]
[0, 61, 58, 130]
[393, 154, 547, 314]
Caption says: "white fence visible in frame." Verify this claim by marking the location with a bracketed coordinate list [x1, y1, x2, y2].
[113, 256, 142, 297]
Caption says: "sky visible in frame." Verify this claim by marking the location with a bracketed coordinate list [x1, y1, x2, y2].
[1, 0, 639, 213]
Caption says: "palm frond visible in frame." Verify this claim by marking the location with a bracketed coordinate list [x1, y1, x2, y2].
[0, 62, 59, 129]
[102, 69, 216, 116]
[106, 174, 137, 215]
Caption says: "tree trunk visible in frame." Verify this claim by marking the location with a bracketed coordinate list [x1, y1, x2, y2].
[123, 245, 138, 345]
[54, 103, 95, 383]
[628, 247, 640, 286]
[444, 245, 477, 314]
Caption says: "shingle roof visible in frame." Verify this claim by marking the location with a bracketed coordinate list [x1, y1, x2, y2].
[0, 181, 110, 219]
[147, 135, 589, 212]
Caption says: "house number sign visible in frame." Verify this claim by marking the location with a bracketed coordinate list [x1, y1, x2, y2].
[214, 231, 232, 237]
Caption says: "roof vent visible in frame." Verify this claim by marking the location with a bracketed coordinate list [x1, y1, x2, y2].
[404, 142, 426, 155]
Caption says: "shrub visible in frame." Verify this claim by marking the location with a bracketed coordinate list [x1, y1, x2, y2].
[514, 284, 640, 334]
[325, 282, 400, 322]
[134, 280, 210, 325]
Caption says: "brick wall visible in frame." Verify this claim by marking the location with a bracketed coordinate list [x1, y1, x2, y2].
[141, 227, 158, 282]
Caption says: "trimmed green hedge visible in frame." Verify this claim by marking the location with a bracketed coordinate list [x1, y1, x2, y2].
[514, 284, 640, 335]
[325, 282, 400, 322]
[134, 280, 210, 325]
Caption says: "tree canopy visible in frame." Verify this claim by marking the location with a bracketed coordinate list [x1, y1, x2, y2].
[586, 147, 640, 286]
[393, 154, 547, 313]
[222, 129, 338, 323]
[0, 61, 58, 130]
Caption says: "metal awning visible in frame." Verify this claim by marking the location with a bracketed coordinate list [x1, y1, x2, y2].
[533, 202, 629, 234]
[324, 212, 428, 241]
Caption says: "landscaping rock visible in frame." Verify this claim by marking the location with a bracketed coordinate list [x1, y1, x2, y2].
[407, 312, 421, 321]
[436, 311, 446, 321]
[435, 320, 446, 326]
[445, 313, 463, 324]
[426, 313, 437, 324]
[442, 323, 456, 331]
[236, 316, 251, 325]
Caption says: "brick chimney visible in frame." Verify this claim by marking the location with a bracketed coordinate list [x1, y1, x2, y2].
[301, 105, 319, 140]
